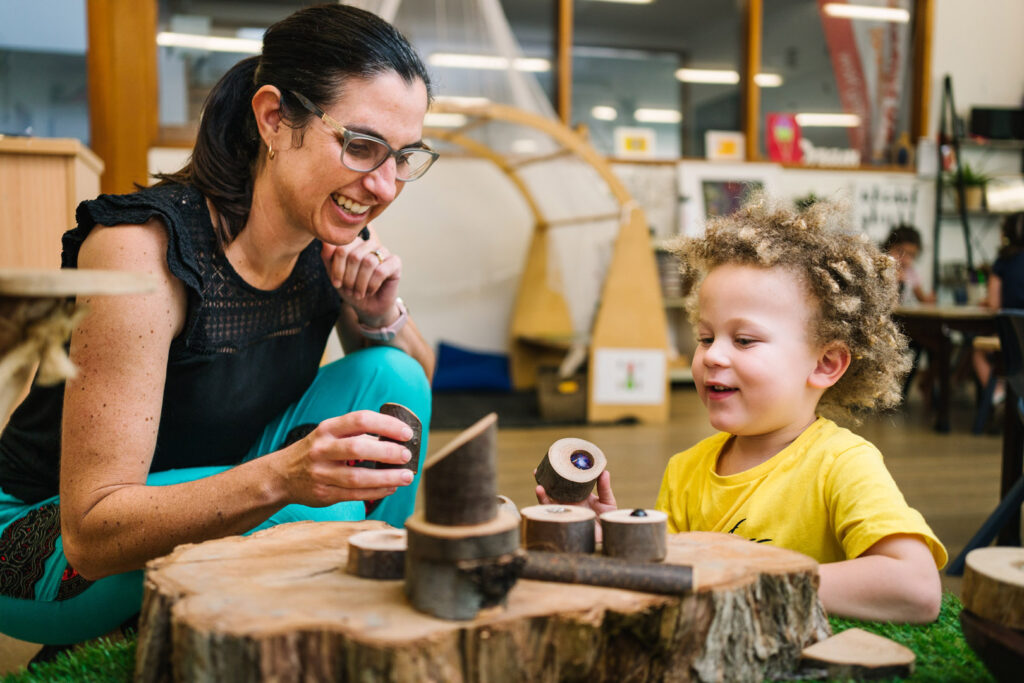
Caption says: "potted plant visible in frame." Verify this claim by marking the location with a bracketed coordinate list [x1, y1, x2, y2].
[944, 162, 992, 211]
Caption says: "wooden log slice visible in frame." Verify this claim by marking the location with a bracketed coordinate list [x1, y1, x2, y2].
[136, 522, 830, 682]
[600, 508, 668, 562]
[405, 510, 522, 620]
[960, 608, 1024, 683]
[520, 504, 596, 554]
[347, 528, 407, 580]
[799, 627, 915, 680]
[376, 402, 422, 473]
[962, 547, 1024, 629]
[534, 437, 606, 503]
[421, 412, 497, 526]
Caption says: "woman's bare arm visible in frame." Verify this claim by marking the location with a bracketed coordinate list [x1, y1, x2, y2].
[60, 221, 415, 579]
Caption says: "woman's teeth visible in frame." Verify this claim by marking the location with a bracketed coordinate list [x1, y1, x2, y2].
[333, 195, 369, 215]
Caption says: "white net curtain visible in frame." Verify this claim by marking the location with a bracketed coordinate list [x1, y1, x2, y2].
[353, 0, 624, 344]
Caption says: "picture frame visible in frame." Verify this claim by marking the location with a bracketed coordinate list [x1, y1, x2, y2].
[676, 161, 781, 236]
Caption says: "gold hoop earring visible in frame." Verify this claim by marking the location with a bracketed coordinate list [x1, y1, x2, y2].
[268, 145, 276, 161]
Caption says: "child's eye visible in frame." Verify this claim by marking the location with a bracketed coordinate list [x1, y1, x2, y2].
[697, 336, 713, 346]
[735, 337, 755, 347]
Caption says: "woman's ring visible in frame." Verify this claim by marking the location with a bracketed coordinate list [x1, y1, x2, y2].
[372, 249, 384, 264]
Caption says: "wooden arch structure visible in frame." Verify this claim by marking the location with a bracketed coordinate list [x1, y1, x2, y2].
[424, 102, 669, 423]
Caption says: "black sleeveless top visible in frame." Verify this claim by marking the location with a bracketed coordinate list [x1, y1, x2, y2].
[0, 183, 341, 503]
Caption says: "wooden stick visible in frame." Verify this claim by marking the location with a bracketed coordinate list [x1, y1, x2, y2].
[600, 509, 667, 562]
[521, 504, 595, 554]
[377, 402, 422, 474]
[521, 550, 692, 595]
[346, 529, 406, 580]
[421, 412, 498, 526]
[534, 437, 606, 503]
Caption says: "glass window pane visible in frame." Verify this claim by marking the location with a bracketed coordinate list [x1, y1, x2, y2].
[760, 0, 916, 166]
[572, 0, 741, 158]
[0, 0, 89, 142]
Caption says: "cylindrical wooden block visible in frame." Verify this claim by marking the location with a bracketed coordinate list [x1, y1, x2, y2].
[521, 550, 692, 595]
[346, 528, 407, 580]
[497, 494, 521, 520]
[377, 402, 422, 473]
[422, 413, 498, 526]
[600, 509, 668, 562]
[521, 504, 596, 554]
[534, 438, 607, 503]
[962, 547, 1024, 630]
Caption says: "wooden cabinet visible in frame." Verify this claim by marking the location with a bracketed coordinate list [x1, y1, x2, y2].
[0, 137, 103, 269]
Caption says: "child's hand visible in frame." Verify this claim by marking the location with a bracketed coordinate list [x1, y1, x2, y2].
[534, 470, 617, 517]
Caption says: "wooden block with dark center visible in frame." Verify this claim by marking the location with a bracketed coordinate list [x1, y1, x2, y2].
[521, 504, 596, 554]
[600, 508, 667, 562]
[534, 437, 607, 503]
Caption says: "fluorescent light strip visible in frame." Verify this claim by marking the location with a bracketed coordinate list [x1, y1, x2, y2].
[795, 113, 862, 127]
[635, 108, 682, 124]
[591, 105, 618, 121]
[822, 3, 910, 23]
[428, 53, 551, 73]
[675, 68, 782, 87]
[424, 112, 468, 128]
[586, 0, 654, 4]
[157, 31, 262, 54]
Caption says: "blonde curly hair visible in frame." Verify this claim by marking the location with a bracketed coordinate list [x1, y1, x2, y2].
[669, 193, 910, 423]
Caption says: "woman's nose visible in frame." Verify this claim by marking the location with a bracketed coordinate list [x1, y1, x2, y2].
[363, 157, 398, 203]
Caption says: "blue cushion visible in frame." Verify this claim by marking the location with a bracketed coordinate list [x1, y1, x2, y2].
[432, 341, 512, 392]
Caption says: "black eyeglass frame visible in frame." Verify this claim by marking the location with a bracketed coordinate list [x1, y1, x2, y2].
[289, 90, 439, 181]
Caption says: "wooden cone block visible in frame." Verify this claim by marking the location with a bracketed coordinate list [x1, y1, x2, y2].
[521, 504, 596, 553]
[534, 437, 606, 503]
[600, 508, 667, 562]
[962, 547, 1024, 630]
[800, 628, 915, 680]
[346, 528, 407, 579]
[135, 523, 830, 682]
[422, 412, 497, 526]
[377, 402, 422, 473]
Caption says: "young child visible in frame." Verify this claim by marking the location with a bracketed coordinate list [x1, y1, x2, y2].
[882, 224, 936, 305]
[538, 196, 946, 623]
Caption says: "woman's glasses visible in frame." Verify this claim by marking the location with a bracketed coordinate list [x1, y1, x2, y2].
[290, 90, 438, 182]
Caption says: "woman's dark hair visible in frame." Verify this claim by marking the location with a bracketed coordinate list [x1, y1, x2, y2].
[155, 4, 432, 247]
[998, 212, 1024, 259]
[882, 223, 922, 252]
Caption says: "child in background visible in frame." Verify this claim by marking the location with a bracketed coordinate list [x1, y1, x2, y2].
[538, 196, 946, 623]
[882, 224, 936, 304]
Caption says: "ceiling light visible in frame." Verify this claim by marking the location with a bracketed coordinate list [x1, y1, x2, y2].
[754, 73, 783, 87]
[795, 113, 862, 127]
[675, 68, 739, 85]
[591, 105, 618, 121]
[586, 0, 654, 4]
[424, 112, 469, 128]
[822, 3, 910, 23]
[428, 53, 551, 72]
[156, 31, 262, 54]
[634, 108, 682, 124]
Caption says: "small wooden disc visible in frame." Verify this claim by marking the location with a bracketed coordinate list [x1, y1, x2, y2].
[0, 268, 155, 296]
[600, 509, 668, 562]
[534, 437, 607, 503]
[962, 547, 1024, 629]
[801, 628, 915, 680]
[521, 505, 596, 554]
[346, 529, 407, 580]
[378, 402, 422, 473]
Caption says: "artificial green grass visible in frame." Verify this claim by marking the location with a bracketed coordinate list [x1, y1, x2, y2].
[0, 593, 995, 682]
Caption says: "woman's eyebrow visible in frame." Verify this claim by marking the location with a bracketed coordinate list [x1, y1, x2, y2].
[344, 124, 426, 149]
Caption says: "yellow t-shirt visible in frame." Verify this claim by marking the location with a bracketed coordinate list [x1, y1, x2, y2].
[655, 417, 947, 568]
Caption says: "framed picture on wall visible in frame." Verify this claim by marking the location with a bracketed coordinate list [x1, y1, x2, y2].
[677, 162, 781, 236]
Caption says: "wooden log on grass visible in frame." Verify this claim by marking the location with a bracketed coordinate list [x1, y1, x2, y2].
[962, 547, 1024, 629]
[799, 628, 915, 680]
[534, 437, 606, 503]
[135, 523, 830, 682]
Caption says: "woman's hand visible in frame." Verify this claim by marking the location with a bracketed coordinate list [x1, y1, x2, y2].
[276, 410, 416, 507]
[320, 224, 402, 328]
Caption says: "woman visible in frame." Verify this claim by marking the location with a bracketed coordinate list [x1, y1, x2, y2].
[974, 211, 1024, 403]
[0, 4, 436, 645]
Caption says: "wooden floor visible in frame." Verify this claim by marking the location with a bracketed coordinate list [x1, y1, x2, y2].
[0, 383, 1011, 674]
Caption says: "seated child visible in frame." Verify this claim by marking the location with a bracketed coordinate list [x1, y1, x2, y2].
[882, 224, 936, 305]
[537, 196, 946, 624]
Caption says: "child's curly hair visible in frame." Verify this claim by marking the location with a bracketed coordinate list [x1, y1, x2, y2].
[669, 193, 910, 423]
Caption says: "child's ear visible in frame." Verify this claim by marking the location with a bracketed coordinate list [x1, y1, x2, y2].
[809, 342, 851, 389]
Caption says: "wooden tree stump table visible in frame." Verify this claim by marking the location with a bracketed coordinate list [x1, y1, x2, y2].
[136, 520, 829, 682]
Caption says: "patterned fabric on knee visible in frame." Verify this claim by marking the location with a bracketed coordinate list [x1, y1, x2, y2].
[0, 503, 92, 601]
